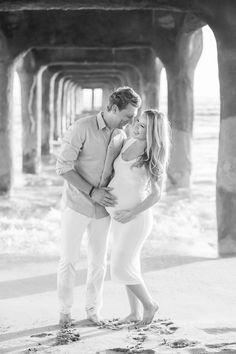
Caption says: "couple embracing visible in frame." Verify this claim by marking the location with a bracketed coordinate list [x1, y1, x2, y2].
[56, 87, 170, 328]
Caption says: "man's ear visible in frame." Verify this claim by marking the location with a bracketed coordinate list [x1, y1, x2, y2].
[112, 104, 118, 114]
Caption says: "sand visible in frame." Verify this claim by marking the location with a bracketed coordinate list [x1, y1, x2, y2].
[0, 255, 236, 353]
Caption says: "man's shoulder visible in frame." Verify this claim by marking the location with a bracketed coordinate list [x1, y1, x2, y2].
[74, 114, 97, 129]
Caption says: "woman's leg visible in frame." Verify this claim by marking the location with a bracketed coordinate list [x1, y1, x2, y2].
[127, 283, 159, 325]
[111, 210, 157, 324]
[118, 286, 142, 323]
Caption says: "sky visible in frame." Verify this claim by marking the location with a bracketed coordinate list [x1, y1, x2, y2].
[160, 25, 220, 101]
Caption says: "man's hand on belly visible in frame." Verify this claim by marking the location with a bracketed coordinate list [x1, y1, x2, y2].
[91, 187, 118, 207]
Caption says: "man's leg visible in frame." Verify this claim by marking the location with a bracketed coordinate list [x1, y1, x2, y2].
[57, 207, 90, 325]
[85, 216, 111, 322]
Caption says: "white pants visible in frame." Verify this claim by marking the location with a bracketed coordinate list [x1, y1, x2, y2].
[57, 207, 111, 315]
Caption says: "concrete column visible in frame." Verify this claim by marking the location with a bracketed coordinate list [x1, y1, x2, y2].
[40, 68, 53, 155]
[71, 84, 77, 123]
[62, 79, 70, 131]
[56, 75, 65, 139]
[112, 49, 145, 101]
[49, 72, 61, 141]
[102, 86, 110, 111]
[114, 48, 159, 109]
[75, 86, 83, 117]
[0, 33, 13, 194]
[63, 80, 71, 129]
[67, 81, 74, 125]
[166, 29, 203, 188]
[57, 77, 66, 136]
[156, 58, 164, 107]
[215, 26, 236, 255]
[139, 49, 160, 109]
[17, 53, 41, 174]
[65, 81, 70, 125]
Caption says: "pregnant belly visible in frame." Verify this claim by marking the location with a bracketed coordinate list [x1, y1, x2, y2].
[106, 179, 146, 217]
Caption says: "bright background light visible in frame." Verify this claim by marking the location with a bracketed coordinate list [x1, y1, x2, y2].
[160, 25, 219, 112]
[194, 26, 219, 99]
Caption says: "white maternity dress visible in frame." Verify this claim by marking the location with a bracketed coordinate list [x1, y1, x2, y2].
[106, 138, 153, 284]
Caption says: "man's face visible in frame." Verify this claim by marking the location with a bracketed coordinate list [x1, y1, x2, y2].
[113, 103, 139, 129]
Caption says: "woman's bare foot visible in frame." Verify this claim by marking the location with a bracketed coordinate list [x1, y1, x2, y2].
[138, 302, 159, 326]
[117, 313, 142, 324]
[87, 312, 105, 325]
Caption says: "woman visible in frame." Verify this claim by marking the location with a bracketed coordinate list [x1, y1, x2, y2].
[106, 109, 170, 325]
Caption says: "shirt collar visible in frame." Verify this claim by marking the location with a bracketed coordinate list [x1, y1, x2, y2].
[96, 112, 107, 130]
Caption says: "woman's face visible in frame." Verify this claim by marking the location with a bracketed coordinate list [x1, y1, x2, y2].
[132, 114, 147, 141]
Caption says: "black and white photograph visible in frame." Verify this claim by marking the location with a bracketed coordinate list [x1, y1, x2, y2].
[0, 1, 236, 353]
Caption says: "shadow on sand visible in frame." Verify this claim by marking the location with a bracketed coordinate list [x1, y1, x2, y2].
[0, 255, 218, 299]
[0, 318, 115, 353]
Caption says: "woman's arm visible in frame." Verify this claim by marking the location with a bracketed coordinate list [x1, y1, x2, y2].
[114, 178, 162, 223]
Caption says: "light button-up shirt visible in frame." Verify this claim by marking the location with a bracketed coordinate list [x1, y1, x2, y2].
[56, 112, 126, 218]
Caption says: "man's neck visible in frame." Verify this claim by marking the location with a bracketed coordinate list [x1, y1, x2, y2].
[102, 111, 115, 130]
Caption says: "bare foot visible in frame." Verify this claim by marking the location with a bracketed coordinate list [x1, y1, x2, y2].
[117, 313, 142, 325]
[87, 312, 105, 325]
[59, 313, 73, 328]
[138, 302, 159, 326]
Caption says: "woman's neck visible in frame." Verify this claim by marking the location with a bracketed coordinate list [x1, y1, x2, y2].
[134, 138, 147, 153]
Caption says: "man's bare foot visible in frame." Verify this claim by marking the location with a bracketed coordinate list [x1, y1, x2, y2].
[138, 302, 159, 326]
[59, 313, 73, 328]
[87, 312, 105, 325]
[117, 313, 142, 324]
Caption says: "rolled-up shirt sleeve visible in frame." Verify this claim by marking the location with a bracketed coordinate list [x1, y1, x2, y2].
[56, 121, 85, 175]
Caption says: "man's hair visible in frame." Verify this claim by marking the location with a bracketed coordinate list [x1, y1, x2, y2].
[107, 86, 141, 111]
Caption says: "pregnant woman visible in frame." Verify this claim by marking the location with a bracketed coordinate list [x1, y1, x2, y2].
[106, 109, 170, 325]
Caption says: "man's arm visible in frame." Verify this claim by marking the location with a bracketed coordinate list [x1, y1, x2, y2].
[61, 169, 92, 195]
[61, 169, 117, 207]
[56, 122, 117, 207]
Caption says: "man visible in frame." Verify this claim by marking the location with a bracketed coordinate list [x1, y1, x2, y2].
[56, 87, 141, 327]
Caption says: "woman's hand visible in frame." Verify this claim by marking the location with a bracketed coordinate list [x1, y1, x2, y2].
[113, 209, 136, 223]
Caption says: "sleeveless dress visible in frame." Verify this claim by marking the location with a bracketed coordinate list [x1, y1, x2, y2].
[106, 138, 154, 284]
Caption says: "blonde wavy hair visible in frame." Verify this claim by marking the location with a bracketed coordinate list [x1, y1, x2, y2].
[133, 109, 171, 182]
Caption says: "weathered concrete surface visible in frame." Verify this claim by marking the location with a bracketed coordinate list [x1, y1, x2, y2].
[166, 29, 203, 188]
[137, 48, 160, 109]
[167, 129, 192, 188]
[17, 53, 41, 174]
[40, 68, 54, 155]
[66, 81, 75, 126]
[0, 32, 13, 195]
[3, 11, 200, 56]
[216, 117, 236, 255]
[49, 72, 62, 140]
[0, 0, 196, 11]
[36, 49, 145, 96]
[213, 3, 236, 255]
[61, 80, 71, 131]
